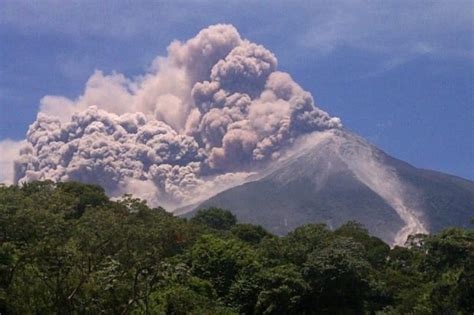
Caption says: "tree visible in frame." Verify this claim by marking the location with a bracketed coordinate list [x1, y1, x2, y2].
[281, 224, 332, 265]
[422, 228, 474, 313]
[335, 221, 390, 268]
[0, 181, 472, 314]
[190, 208, 237, 230]
[302, 238, 372, 313]
[56, 181, 108, 218]
[231, 224, 271, 245]
[189, 235, 255, 297]
[254, 264, 309, 315]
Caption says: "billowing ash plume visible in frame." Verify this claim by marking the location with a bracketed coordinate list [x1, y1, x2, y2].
[14, 24, 342, 208]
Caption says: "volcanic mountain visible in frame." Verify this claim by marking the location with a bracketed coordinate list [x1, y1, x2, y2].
[181, 129, 474, 246]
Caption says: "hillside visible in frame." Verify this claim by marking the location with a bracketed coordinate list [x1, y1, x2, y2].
[187, 130, 474, 245]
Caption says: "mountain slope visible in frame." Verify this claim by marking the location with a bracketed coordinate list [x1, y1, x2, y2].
[183, 130, 474, 245]
[385, 157, 474, 233]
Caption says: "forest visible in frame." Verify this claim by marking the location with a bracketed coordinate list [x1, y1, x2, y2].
[0, 181, 472, 314]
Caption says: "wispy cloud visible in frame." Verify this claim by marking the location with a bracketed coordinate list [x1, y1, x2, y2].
[300, 1, 473, 54]
[0, 1, 189, 39]
[298, 1, 473, 75]
[2, 1, 471, 78]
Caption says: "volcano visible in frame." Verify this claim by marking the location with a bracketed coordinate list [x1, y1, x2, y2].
[181, 129, 474, 245]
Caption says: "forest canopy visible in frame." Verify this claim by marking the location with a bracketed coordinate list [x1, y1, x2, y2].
[0, 181, 472, 314]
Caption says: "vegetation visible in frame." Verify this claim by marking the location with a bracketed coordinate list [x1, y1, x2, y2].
[0, 181, 472, 314]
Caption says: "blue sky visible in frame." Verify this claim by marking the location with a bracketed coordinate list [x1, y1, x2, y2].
[1, 0, 473, 179]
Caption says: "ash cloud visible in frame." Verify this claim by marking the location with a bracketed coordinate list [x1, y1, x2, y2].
[0, 139, 25, 185]
[14, 24, 342, 209]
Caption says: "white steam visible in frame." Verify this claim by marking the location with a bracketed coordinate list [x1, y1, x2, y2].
[13, 24, 341, 209]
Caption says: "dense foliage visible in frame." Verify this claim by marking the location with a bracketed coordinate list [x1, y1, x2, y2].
[0, 181, 472, 314]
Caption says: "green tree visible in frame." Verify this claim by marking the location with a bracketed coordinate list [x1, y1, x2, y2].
[255, 264, 309, 315]
[335, 221, 390, 268]
[189, 235, 256, 297]
[56, 181, 108, 218]
[303, 238, 372, 314]
[281, 224, 333, 265]
[231, 223, 271, 245]
[0, 181, 472, 314]
[191, 208, 237, 230]
[422, 228, 474, 313]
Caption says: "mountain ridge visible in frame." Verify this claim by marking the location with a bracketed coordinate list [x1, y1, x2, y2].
[180, 129, 474, 245]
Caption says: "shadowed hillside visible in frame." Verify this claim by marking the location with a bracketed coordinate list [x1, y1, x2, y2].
[187, 130, 474, 246]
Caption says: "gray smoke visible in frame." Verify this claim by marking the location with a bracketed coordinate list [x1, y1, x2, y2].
[14, 24, 342, 208]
